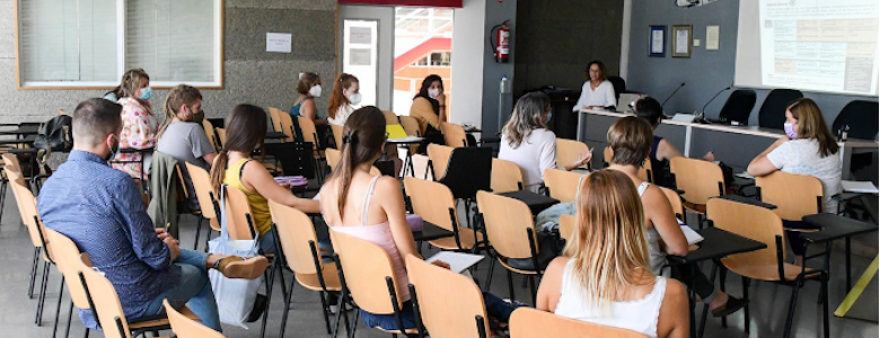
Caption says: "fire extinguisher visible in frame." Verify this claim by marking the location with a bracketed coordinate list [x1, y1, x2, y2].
[490, 20, 511, 63]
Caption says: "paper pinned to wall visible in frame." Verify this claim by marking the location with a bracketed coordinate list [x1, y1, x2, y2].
[350, 48, 372, 66]
[266, 32, 292, 53]
[349, 27, 372, 44]
[706, 25, 720, 50]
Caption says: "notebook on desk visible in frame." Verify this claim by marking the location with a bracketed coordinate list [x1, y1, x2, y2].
[678, 218, 704, 245]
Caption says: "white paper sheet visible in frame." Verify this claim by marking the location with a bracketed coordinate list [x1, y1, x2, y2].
[678, 219, 704, 245]
[706, 25, 720, 50]
[676, 29, 690, 54]
[426, 251, 485, 274]
[842, 180, 879, 194]
[652, 30, 665, 53]
[349, 48, 372, 66]
[266, 33, 292, 53]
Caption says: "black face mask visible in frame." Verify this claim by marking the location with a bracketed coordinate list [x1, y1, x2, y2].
[104, 135, 120, 163]
[193, 110, 205, 124]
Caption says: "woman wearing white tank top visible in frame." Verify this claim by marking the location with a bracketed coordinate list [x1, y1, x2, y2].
[535, 170, 689, 338]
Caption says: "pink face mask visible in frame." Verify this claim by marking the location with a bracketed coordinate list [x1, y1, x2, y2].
[784, 123, 797, 139]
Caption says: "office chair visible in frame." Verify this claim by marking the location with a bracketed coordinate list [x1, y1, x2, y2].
[758, 89, 803, 130]
[717, 89, 757, 125]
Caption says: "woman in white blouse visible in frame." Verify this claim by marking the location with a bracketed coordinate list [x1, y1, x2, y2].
[327, 73, 361, 126]
[499, 92, 591, 193]
[572, 60, 617, 111]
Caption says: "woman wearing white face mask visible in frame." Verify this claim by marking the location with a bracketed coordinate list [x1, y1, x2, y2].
[290, 72, 327, 126]
[328, 73, 361, 126]
[409, 74, 447, 136]
[112, 68, 157, 182]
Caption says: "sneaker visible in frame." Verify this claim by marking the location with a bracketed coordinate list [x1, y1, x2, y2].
[711, 296, 748, 317]
[247, 294, 268, 322]
[216, 256, 269, 279]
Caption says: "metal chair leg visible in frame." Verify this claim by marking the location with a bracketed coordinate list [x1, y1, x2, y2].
[64, 299, 74, 338]
[484, 257, 496, 290]
[742, 276, 750, 335]
[193, 216, 203, 250]
[318, 291, 332, 334]
[279, 277, 297, 338]
[36, 261, 51, 325]
[718, 265, 728, 328]
[782, 281, 802, 338]
[821, 275, 830, 338]
[29, 247, 39, 299]
[506, 269, 515, 302]
[0, 180, 7, 225]
[52, 277, 65, 338]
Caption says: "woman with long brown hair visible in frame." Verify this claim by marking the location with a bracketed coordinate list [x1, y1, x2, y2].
[327, 73, 360, 126]
[536, 169, 688, 338]
[210, 104, 319, 253]
[111, 68, 157, 181]
[748, 98, 842, 263]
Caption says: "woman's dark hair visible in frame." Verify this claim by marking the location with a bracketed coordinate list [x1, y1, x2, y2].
[586, 60, 607, 81]
[296, 72, 321, 95]
[634, 97, 664, 126]
[413, 74, 443, 114]
[332, 106, 386, 218]
[210, 104, 269, 193]
[607, 116, 653, 166]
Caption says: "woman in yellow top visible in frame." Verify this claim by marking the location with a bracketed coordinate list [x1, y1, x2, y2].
[409, 74, 447, 136]
[210, 104, 320, 254]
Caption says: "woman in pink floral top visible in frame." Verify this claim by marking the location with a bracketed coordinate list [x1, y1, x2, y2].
[111, 69, 157, 182]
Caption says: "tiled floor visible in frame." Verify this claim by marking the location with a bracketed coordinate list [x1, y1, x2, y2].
[0, 187, 876, 338]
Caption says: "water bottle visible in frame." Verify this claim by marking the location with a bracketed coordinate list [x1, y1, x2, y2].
[500, 75, 509, 94]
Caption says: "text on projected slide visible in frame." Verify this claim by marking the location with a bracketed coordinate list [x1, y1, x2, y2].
[759, 0, 879, 95]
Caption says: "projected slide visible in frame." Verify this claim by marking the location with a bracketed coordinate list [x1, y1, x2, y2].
[759, 0, 879, 95]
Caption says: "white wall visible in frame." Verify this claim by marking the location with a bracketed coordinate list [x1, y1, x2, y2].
[450, 0, 486, 127]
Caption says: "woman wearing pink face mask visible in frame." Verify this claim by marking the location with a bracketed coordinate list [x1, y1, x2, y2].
[747, 98, 841, 265]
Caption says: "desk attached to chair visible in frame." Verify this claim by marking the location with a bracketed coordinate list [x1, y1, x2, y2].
[577, 109, 878, 179]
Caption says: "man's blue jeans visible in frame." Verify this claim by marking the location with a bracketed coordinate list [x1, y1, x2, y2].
[138, 249, 222, 332]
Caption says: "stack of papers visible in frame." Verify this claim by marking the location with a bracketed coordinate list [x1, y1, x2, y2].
[426, 251, 484, 274]
[677, 218, 704, 245]
[842, 180, 879, 194]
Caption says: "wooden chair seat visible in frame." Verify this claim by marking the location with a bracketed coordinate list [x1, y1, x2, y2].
[129, 306, 200, 330]
[294, 263, 342, 292]
[498, 257, 541, 276]
[428, 227, 484, 250]
[721, 259, 817, 282]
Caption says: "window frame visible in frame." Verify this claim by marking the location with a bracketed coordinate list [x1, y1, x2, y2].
[14, 0, 225, 90]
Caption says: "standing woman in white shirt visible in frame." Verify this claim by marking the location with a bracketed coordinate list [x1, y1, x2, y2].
[499, 92, 591, 193]
[572, 61, 617, 111]
[327, 73, 361, 126]
[748, 98, 842, 265]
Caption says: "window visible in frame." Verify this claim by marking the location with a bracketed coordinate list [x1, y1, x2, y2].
[16, 0, 223, 89]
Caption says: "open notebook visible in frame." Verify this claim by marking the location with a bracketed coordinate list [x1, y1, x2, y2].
[426, 251, 484, 274]
[677, 218, 704, 245]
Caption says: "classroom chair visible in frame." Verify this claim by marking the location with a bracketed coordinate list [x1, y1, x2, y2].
[404, 177, 480, 252]
[543, 168, 584, 203]
[200, 119, 220, 152]
[330, 124, 344, 150]
[659, 186, 686, 220]
[325, 147, 381, 176]
[439, 122, 468, 148]
[215, 128, 227, 148]
[490, 158, 523, 193]
[398, 116, 421, 137]
[477, 191, 542, 304]
[438, 147, 493, 227]
[268, 107, 284, 133]
[716, 89, 757, 125]
[295, 116, 327, 181]
[555, 138, 591, 171]
[607, 76, 626, 101]
[382, 110, 399, 125]
[558, 214, 575, 243]
[669, 157, 725, 228]
[163, 299, 225, 338]
[45, 228, 93, 338]
[268, 201, 346, 337]
[330, 231, 419, 336]
[185, 163, 223, 252]
[426, 144, 453, 181]
[405, 255, 490, 338]
[707, 198, 829, 338]
[279, 111, 296, 143]
[509, 307, 649, 338]
[758, 89, 803, 130]
[77, 253, 200, 338]
[174, 163, 206, 249]
[756, 171, 825, 218]
[833, 100, 879, 140]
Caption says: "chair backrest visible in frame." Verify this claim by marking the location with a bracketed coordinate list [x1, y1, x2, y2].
[707, 198, 785, 267]
[509, 307, 649, 338]
[477, 191, 538, 259]
[9, 178, 45, 249]
[326, 148, 341, 171]
[164, 299, 225, 338]
[330, 230, 403, 314]
[382, 110, 399, 125]
[603, 146, 613, 166]
[215, 128, 227, 148]
[279, 112, 296, 143]
[2, 152, 24, 182]
[78, 254, 132, 338]
[718, 89, 757, 125]
[607, 76, 626, 102]
[44, 228, 90, 309]
[185, 163, 220, 230]
[491, 158, 523, 193]
[758, 89, 803, 130]
[543, 168, 583, 203]
[268, 107, 283, 133]
[659, 186, 685, 220]
[224, 185, 256, 240]
[669, 157, 724, 205]
[268, 200, 322, 275]
[556, 138, 590, 171]
[755, 171, 824, 219]
[427, 143, 454, 181]
[330, 123, 344, 150]
[833, 100, 879, 140]
[558, 214, 576, 243]
[398, 116, 421, 136]
[405, 255, 490, 338]
[296, 116, 320, 150]
[404, 177, 458, 233]
[440, 147, 493, 199]
[201, 119, 219, 151]
[439, 122, 468, 147]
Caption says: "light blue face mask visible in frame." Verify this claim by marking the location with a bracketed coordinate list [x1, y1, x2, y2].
[139, 86, 152, 101]
[544, 110, 553, 124]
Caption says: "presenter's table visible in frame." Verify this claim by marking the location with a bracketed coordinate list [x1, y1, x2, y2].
[577, 109, 878, 179]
